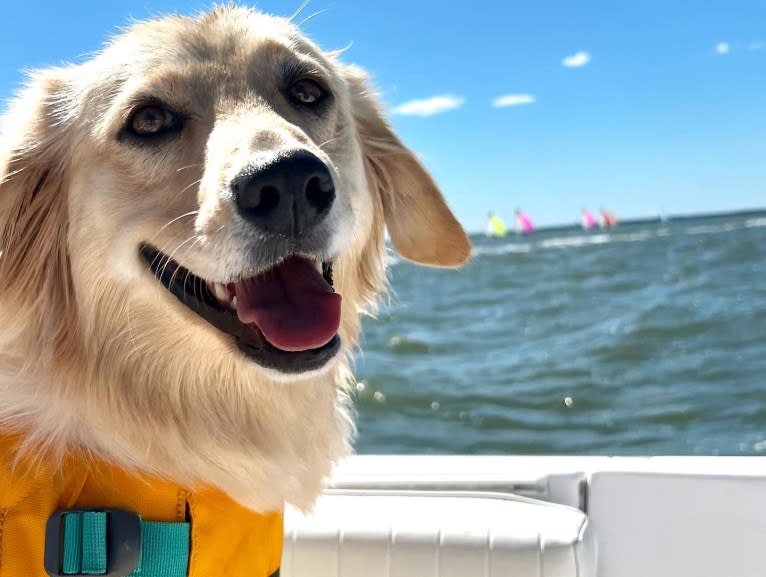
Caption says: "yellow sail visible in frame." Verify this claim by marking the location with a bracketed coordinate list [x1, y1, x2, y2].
[488, 215, 507, 237]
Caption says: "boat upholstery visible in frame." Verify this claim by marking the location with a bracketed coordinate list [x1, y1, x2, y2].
[282, 490, 595, 577]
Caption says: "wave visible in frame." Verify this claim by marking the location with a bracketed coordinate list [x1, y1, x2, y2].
[685, 222, 741, 235]
[472, 229, 666, 256]
[387, 335, 431, 354]
[540, 233, 611, 249]
[471, 243, 532, 257]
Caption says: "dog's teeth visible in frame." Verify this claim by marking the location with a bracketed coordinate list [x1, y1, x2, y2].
[314, 260, 323, 274]
[231, 296, 238, 310]
[210, 282, 229, 302]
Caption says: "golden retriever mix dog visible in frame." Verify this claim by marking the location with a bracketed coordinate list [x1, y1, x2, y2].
[0, 2, 468, 555]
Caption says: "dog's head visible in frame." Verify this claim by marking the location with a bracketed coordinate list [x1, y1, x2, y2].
[0, 7, 469, 509]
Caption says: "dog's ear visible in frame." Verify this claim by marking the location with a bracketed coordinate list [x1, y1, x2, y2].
[0, 71, 74, 323]
[343, 66, 471, 267]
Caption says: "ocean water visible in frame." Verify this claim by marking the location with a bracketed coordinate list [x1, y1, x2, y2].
[351, 211, 766, 455]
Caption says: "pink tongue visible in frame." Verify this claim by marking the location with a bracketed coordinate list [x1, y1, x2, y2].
[235, 257, 341, 352]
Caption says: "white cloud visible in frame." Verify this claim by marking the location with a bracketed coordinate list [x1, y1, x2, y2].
[749, 41, 764, 52]
[715, 42, 730, 54]
[492, 93, 536, 108]
[562, 51, 590, 68]
[391, 95, 465, 117]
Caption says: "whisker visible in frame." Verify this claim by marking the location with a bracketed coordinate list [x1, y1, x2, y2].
[154, 235, 199, 290]
[318, 123, 354, 151]
[182, 269, 196, 306]
[146, 210, 200, 245]
[165, 235, 199, 281]
[288, 0, 311, 23]
[176, 163, 203, 174]
[181, 238, 205, 305]
[317, 136, 341, 150]
[178, 177, 204, 196]
[142, 178, 204, 249]
[298, 9, 327, 27]
[155, 252, 174, 287]
[195, 275, 205, 306]
[327, 43, 354, 59]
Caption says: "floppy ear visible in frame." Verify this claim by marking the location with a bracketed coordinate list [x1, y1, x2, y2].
[0, 71, 75, 343]
[343, 66, 471, 267]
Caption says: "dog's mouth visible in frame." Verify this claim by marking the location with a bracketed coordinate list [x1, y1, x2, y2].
[139, 245, 341, 373]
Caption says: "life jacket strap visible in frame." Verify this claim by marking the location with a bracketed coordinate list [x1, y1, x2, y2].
[44, 509, 190, 577]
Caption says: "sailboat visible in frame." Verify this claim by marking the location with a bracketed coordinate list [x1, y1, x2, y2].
[600, 208, 619, 228]
[581, 209, 598, 230]
[515, 209, 535, 235]
[486, 212, 507, 238]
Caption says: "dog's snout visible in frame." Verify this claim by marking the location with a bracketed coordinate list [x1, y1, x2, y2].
[232, 151, 335, 237]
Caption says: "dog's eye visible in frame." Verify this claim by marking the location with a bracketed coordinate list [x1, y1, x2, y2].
[129, 105, 179, 136]
[288, 78, 327, 106]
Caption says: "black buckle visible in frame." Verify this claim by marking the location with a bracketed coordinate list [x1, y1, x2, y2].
[44, 508, 141, 577]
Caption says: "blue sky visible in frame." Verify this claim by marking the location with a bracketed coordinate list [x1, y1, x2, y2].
[1, 1, 764, 231]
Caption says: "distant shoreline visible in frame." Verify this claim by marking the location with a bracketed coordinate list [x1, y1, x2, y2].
[471, 207, 766, 236]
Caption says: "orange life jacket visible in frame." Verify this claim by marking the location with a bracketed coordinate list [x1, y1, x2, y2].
[0, 433, 282, 577]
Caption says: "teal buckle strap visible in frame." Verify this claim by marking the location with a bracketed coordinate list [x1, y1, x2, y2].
[44, 509, 190, 577]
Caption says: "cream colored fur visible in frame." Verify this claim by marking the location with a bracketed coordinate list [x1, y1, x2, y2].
[0, 6, 470, 512]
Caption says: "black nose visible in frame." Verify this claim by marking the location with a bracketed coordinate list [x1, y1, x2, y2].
[232, 151, 335, 237]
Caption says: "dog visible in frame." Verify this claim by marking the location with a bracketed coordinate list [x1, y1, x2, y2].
[0, 6, 469, 575]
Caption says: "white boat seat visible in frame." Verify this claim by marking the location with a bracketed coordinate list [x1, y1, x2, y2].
[282, 490, 596, 577]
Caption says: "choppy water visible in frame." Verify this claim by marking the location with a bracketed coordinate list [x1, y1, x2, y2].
[352, 212, 766, 455]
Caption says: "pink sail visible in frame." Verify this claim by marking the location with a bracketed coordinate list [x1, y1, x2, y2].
[600, 209, 619, 228]
[516, 211, 535, 234]
[582, 209, 598, 229]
